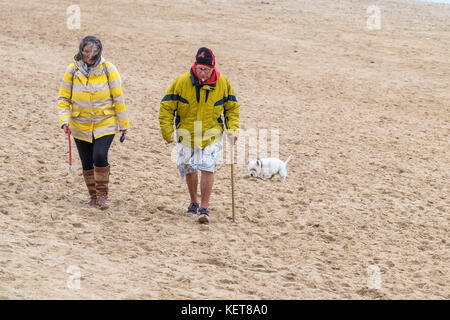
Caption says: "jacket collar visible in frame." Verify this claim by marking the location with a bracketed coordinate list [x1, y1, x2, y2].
[73, 55, 104, 77]
[190, 63, 220, 90]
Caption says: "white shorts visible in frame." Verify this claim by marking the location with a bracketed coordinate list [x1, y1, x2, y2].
[176, 141, 222, 178]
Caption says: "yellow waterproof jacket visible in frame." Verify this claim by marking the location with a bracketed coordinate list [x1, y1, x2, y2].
[159, 71, 240, 149]
[57, 57, 129, 143]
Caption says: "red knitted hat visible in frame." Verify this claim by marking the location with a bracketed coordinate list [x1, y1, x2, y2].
[195, 47, 215, 68]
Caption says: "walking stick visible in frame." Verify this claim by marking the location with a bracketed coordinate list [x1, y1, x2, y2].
[67, 127, 72, 173]
[230, 136, 236, 222]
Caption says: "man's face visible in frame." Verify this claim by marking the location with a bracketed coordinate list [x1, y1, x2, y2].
[82, 44, 99, 66]
[195, 65, 213, 82]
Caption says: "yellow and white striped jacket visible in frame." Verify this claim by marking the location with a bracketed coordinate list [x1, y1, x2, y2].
[57, 57, 129, 143]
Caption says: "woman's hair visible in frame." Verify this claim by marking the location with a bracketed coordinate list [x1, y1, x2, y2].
[75, 35, 103, 61]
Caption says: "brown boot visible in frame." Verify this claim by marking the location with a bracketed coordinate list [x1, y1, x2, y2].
[94, 165, 110, 209]
[82, 169, 97, 206]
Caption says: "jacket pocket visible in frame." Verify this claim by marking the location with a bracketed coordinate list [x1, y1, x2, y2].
[70, 110, 80, 117]
[103, 109, 115, 115]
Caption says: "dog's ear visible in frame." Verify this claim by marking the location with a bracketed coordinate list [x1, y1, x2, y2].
[257, 159, 261, 167]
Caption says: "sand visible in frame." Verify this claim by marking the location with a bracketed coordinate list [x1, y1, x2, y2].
[0, 0, 448, 299]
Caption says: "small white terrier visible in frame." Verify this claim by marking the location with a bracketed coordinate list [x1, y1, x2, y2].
[247, 155, 292, 182]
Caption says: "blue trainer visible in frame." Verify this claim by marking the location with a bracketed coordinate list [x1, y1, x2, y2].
[197, 207, 210, 223]
[186, 202, 199, 216]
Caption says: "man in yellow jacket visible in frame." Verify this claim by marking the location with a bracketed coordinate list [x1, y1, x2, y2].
[159, 47, 240, 223]
[58, 36, 129, 208]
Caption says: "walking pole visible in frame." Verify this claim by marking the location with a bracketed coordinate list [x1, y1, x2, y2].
[67, 127, 72, 173]
[230, 135, 236, 222]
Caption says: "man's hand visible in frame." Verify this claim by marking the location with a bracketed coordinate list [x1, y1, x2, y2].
[228, 134, 238, 145]
[62, 124, 69, 134]
[120, 129, 128, 135]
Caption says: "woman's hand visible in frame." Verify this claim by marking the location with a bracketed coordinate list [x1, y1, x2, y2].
[62, 124, 70, 134]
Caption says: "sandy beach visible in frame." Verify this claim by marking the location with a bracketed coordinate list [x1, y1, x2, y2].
[0, 0, 448, 299]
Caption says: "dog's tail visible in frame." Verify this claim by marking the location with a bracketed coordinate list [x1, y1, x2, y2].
[285, 155, 292, 166]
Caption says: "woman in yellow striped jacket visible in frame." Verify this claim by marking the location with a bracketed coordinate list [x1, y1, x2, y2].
[57, 36, 129, 208]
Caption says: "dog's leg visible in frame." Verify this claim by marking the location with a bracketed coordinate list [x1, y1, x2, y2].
[279, 166, 287, 182]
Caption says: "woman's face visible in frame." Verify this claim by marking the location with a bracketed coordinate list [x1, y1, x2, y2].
[82, 44, 99, 66]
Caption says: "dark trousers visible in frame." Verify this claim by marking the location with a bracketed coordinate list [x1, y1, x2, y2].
[74, 134, 115, 170]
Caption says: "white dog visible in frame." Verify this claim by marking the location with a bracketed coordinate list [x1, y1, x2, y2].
[248, 155, 292, 182]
